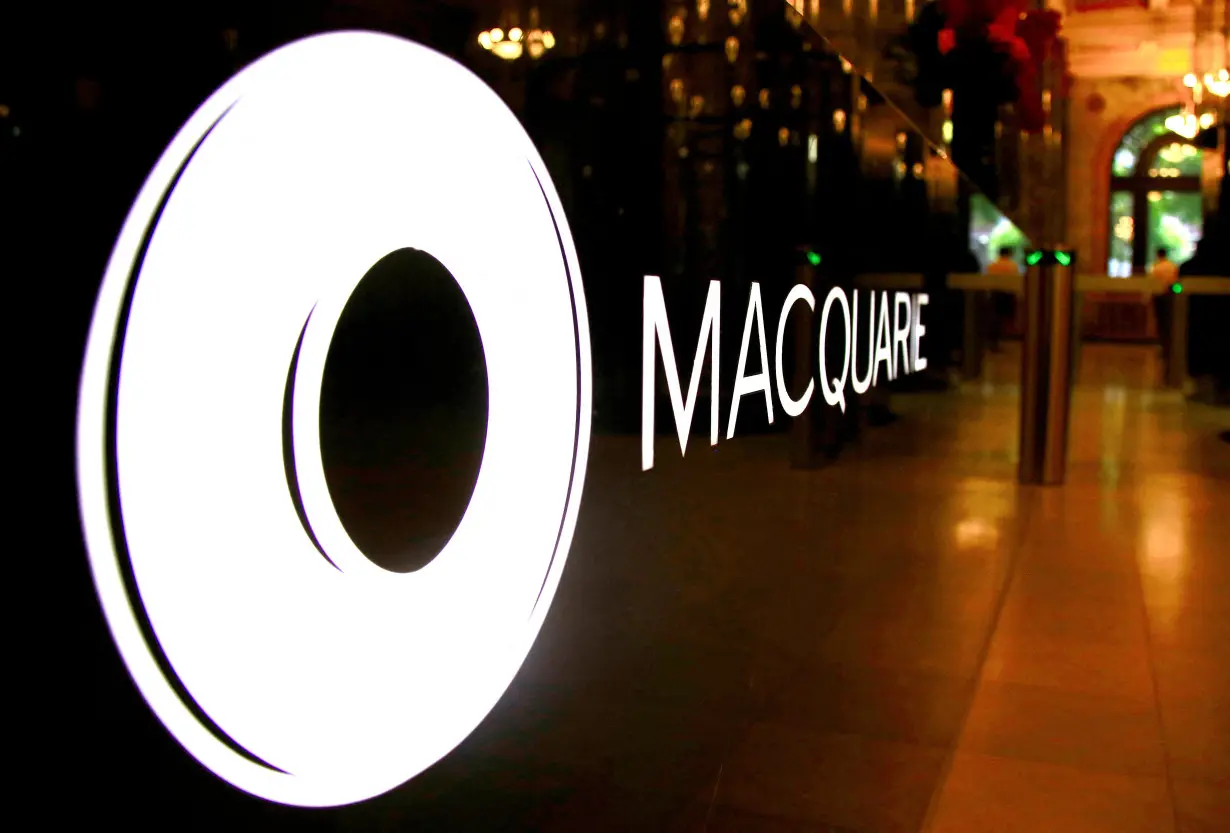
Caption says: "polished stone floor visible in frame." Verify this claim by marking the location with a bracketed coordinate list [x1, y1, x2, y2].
[137, 342, 1225, 832]
[654, 343, 1229, 833]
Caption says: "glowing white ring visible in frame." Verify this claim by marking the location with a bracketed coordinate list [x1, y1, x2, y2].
[75, 32, 591, 807]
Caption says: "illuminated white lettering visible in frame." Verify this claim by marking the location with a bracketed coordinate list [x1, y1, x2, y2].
[912, 293, 929, 372]
[850, 289, 874, 395]
[818, 287, 852, 413]
[727, 282, 775, 438]
[642, 275, 721, 470]
[775, 284, 815, 417]
[893, 291, 912, 378]
[873, 291, 894, 384]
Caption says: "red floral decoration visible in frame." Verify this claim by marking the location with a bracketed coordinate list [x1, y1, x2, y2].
[933, 0, 1064, 134]
[938, 27, 956, 54]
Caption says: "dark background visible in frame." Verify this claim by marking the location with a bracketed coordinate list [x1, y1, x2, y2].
[7, 2, 988, 828]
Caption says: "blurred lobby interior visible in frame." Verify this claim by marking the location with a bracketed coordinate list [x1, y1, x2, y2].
[9, 0, 1230, 831]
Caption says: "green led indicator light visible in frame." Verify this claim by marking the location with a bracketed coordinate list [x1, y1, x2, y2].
[1026, 251, 1043, 266]
[806, 251, 822, 266]
[1172, 283, 1183, 294]
[1055, 251, 1071, 266]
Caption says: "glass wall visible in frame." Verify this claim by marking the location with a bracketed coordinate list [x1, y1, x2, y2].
[13, 2, 1038, 830]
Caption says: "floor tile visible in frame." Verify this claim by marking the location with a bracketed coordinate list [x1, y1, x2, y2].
[1158, 696, 1230, 785]
[957, 680, 1166, 777]
[767, 662, 976, 748]
[981, 631, 1155, 699]
[716, 723, 948, 833]
[1172, 778, 1230, 833]
[927, 752, 1175, 833]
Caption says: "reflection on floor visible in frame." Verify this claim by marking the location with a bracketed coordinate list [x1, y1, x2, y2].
[685, 343, 1229, 833]
[355, 342, 1227, 833]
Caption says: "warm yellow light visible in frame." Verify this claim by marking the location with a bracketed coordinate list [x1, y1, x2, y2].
[543, 31, 556, 49]
[478, 31, 492, 49]
[731, 85, 746, 107]
[1205, 70, 1230, 98]
[1199, 112, 1215, 129]
[1148, 191, 1162, 202]
[791, 85, 803, 108]
[509, 27, 523, 42]
[778, 127, 791, 146]
[689, 94, 705, 118]
[1184, 73, 1198, 88]
[912, 162, 924, 178]
[698, 0, 711, 21]
[734, 119, 752, 141]
[759, 89, 771, 109]
[725, 36, 739, 63]
[670, 78, 685, 104]
[491, 28, 505, 42]
[833, 109, 847, 132]
[896, 131, 907, 150]
[840, 57, 853, 74]
[1165, 112, 1199, 139]
[942, 120, 953, 144]
[492, 40, 523, 60]
[942, 88, 953, 111]
[669, 15, 684, 45]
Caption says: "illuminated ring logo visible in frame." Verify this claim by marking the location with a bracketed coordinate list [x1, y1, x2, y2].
[75, 32, 591, 807]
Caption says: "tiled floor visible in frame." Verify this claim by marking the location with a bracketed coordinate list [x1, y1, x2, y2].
[342, 342, 1227, 833]
[659, 343, 1230, 833]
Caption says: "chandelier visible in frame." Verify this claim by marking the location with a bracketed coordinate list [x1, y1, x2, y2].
[1202, 68, 1230, 99]
[478, 7, 555, 61]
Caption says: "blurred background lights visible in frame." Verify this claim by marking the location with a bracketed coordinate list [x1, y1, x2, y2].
[479, 9, 555, 61]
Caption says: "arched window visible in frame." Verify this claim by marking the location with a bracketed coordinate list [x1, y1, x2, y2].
[1107, 106, 1204, 277]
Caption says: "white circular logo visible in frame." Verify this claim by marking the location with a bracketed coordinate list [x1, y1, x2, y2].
[75, 32, 591, 807]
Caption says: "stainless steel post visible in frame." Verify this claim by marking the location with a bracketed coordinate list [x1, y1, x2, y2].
[1166, 288, 1189, 390]
[1019, 250, 1076, 485]
[962, 289, 985, 380]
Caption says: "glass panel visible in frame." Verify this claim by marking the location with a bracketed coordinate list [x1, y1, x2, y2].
[1112, 107, 1181, 178]
[1109, 191, 1135, 277]
[21, 3, 1039, 828]
[1147, 190, 1204, 270]
[1145, 141, 1203, 178]
[970, 192, 1027, 272]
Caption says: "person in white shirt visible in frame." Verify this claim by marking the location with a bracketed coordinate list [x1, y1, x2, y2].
[985, 246, 1020, 352]
[1151, 247, 1179, 284]
[1151, 248, 1179, 364]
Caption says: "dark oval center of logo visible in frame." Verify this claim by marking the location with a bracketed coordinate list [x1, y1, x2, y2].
[316, 247, 488, 573]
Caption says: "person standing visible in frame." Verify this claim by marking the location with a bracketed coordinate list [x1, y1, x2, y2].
[1151, 248, 1179, 366]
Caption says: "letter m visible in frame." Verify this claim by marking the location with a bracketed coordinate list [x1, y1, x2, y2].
[643, 276, 721, 471]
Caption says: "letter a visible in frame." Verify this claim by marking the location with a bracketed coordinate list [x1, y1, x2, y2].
[872, 291, 893, 385]
[728, 282, 775, 439]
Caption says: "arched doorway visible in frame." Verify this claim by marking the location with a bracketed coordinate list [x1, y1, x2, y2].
[1107, 106, 1205, 277]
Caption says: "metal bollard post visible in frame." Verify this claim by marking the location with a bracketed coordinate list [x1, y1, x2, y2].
[962, 289, 985, 380]
[1166, 286, 1189, 389]
[1019, 248, 1076, 485]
